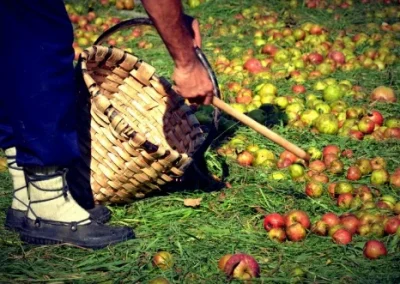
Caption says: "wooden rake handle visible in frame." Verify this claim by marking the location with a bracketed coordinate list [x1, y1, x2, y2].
[212, 97, 310, 161]
[193, 47, 310, 161]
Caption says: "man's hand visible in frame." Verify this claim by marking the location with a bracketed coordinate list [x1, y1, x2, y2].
[141, 0, 214, 105]
[173, 59, 214, 105]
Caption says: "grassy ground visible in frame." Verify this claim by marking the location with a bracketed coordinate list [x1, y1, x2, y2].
[1, 0, 400, 283]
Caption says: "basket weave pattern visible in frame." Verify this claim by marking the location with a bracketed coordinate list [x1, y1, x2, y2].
[80, 45, 205, 204]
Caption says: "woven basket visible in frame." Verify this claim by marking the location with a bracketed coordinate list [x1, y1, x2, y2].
[77, 18, 219, 204]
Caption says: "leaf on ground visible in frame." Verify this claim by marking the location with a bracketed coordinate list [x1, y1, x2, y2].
[183, 198, 202, 208]
[0, 157, 7, 172]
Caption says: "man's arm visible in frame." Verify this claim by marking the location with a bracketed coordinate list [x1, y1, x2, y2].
[141, 0, 214, 105]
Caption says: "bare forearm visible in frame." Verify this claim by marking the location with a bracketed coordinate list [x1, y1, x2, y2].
[141, 0, 197, 69]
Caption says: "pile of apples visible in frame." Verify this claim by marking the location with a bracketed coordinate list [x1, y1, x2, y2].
[228, 78, 399, 141]
[263, 209, 395, 259]
[264, 210, 310, 242]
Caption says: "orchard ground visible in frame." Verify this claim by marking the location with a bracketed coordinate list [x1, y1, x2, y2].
[1, 0, 400, 283]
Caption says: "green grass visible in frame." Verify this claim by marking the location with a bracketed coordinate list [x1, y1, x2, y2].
[1, 0, 400, 283]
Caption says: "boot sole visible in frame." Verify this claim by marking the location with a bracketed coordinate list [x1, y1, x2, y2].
[19, 219, 135, 249]
[20, 231, 134, 249]
[4, 208, 25, 232]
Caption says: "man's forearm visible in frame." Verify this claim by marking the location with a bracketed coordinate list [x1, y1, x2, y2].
[141, 0, 197, 69]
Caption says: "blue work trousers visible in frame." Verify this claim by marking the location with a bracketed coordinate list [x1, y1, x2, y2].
[0, 1, 81, 167]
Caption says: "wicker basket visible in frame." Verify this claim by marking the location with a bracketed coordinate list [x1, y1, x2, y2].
[77, 18, 219, 204]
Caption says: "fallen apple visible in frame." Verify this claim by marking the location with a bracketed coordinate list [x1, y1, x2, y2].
[237, 151, 254, 167]
[322, 213, 340, 228]
[340, 215, 360, 235]
[363, 240, 387, 259]
[346, 166, 362, 181]
[332, 228, 352, 245]
[268, 227, 287, 243]
[148, 277, 170, 284]
[371, 169, 390, 185]
[286, 223, 307, 242]
[305, 181, 324, 198]
[223, 254, 260, 280]
[312, 220, 328, 236]
[384, 217, 400, 235]
[285, 210, 311, 229]
[218, 254, 233, 271]
[263, 213, 285, 231]
[152, 251, 174, 270]
[370, 86, 397, 103]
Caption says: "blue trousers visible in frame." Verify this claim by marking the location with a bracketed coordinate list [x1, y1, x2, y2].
[0, 0, 81, 167]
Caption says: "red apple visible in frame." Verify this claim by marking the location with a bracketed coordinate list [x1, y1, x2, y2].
[286, 223, 307, 242]
[323, 145, 341, 157]
[292, 85, 307, 94]
[277, 158, 293, 169]
[261, 44, 278, 56]
[224, 254, 260, 280]
[320, 213, 339, 228]
[358, 117, 376, 134]
[340, 215, 360, 235]
[337, 193, 353, 209]
[309, 160, 326, 173]
[390, 173, 400, 189]
[328, 224, 344, 237]
[368, 110, 384, 126]
[280, 150, 298, 163]
[311, 173, 329, 184]
[329, 51, 346, 64]
[268, 227, 287, 243]
[237, 151, 254, 167]
[305, 181, 324, 198]
[332, 228, 352, 245]
[384, 217, 400, 234]
[346, 166, 362, 180]
[244, 58, 263, 74]
[263, 213, 285, 231]
[218, 254, 233, 271]
[363, 240, 387, 259]
[328, 183, 337, 198]
[324, 154, 339, 168]
[308, 52, 324, 65]
[285, 210, 311, 229]
[384, 127, 400, 139]
[341, 149, 354, 158]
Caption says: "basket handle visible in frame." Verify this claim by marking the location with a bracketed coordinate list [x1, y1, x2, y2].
[93, 17, 221, 157]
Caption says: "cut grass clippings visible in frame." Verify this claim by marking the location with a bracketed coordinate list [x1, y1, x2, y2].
[1, 0, 400, 283]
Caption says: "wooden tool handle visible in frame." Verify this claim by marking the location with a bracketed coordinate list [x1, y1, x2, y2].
[212, 97, 310, 161]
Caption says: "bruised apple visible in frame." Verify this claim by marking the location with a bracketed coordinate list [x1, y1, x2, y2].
[224, 254, 260, 280]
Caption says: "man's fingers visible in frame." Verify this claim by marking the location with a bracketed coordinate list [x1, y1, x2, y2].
[204, 94, 213, 105]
